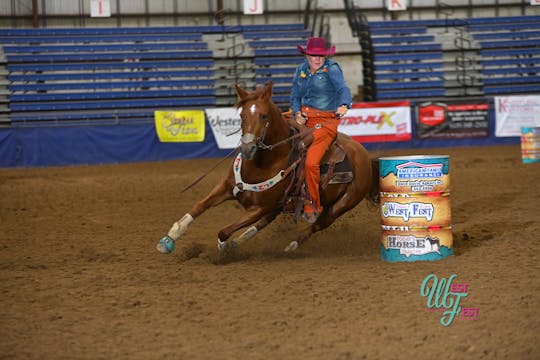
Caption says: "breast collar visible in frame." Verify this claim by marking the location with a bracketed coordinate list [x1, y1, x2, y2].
[232, 152, 285, 196]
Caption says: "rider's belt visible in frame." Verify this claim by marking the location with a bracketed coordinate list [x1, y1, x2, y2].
[301, 106, 338, 128]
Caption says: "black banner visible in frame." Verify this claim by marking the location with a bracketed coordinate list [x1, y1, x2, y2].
[416, 102, 489, 139]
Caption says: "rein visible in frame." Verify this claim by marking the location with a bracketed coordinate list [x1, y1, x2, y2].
[259, 127, 313, 151]
[259, 113, 340, 151]
[181, 147, 239, 193]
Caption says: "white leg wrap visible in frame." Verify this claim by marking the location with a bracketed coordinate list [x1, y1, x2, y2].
[167, 213, 194, 240]
[217, 239, 227, 252]
[234, 226, 258, 245]
[284, 241, 299, 252]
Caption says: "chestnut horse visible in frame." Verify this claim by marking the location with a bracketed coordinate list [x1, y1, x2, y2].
[157, 82, 378, 254]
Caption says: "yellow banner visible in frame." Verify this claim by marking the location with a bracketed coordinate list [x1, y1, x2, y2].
[154, 110, 205, 142]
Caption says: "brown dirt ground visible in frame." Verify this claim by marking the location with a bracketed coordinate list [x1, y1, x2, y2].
[1, 144, 539, 360]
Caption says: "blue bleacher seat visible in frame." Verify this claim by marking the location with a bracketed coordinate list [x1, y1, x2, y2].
[370, 35, 435, 44]
[0, 33, 203, 44]
[468, 22, 540, 32]
[373, 43, 442, 53]
[473, 30, 540, 40]
[479, 39, 540, 49]
[248, 40, 302, 48]
[254, 48, 299, 56]
[376, 80, 445, 91]
[482, 66, 540, 76]
[243, 30, 311, 39]
[8, 59, 214, 72]
[10, 96, 217, 112]
[0, 25, 237, 36]
[2, 42, 208, 53]
[7, 50, 213, 63]
[481, 48, 540, 57]
[369, 27, 427, 36]
[374, 61, 444, 72]
[254, 57, 302, 66]
[484, 84, 540, 94]
[482, 75, 540, 85]
[8, 70, 215, 82]
[10, 79, 215, 92]
[376, 89, 445, 100]
[375, 71, 444, 80]
[374, 52, 442, 62]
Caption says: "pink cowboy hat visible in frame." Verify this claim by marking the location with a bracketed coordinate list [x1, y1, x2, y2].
[297, 37, 336, 56]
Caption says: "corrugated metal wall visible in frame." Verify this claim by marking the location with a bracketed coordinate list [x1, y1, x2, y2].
[0, 0, 535, 28]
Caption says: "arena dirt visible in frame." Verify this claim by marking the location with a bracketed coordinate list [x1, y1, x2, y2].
[1, 145, 539, 359]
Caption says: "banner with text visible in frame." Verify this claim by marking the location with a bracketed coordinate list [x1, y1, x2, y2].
[205, 108, 242, 149]
[154, 110, 205, 142]
[339, 101, 412, 143]
[495, 95, 540, 137]
[416, 102, 489, 139]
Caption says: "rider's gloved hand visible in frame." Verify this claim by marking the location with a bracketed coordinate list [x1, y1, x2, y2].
[295, 111, 307, 125]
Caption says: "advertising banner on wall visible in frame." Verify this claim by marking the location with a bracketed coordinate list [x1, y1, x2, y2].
[495, 95, 540, 137]
[154, 110, 205, 142]
[416, 102, 489, 139]
[205, 108, 242, 149]
[339, 101, 412, 143]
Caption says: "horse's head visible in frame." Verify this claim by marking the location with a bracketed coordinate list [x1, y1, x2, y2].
[235, 82, 275, 160]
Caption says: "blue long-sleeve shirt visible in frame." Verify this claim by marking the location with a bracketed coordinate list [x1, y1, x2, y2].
[290, 58, 352, 114]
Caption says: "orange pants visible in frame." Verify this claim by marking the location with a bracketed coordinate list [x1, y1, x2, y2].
[302, 106, 339, 213]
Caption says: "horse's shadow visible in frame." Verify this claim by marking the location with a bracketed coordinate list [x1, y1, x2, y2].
[177, 241, 308, 266]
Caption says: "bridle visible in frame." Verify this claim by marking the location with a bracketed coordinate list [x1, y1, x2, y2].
[240, 108, 315, 152]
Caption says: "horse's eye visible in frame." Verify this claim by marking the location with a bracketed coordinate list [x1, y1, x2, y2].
[260, 114, 268, 122]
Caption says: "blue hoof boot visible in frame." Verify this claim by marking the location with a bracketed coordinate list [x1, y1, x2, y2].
[157, 235, 175, 254]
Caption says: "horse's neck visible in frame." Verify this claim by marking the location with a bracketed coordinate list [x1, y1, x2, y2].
[253, 112, 291, 167]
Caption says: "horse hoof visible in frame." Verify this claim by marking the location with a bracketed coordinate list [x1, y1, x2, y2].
[157, 235, 175, 254]
[217, 239, 228, 252]
[284, 241, 299, 252]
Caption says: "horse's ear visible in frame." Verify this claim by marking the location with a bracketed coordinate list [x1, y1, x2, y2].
[235, 83, 249, 100]
[261, 81, 274, 101]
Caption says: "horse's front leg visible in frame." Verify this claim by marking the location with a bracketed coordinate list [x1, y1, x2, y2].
[157, 179, 233, 254]
[216, 207, 266, 252]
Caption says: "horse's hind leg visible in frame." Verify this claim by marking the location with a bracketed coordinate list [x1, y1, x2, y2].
[230, 210, 280, 248]
[285, 189, 362, 252]
[216, 207, 268, 251]
[157, 179, 233, 254]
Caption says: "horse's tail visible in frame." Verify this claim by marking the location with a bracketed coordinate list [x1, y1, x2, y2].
[367, 158, 380, 206]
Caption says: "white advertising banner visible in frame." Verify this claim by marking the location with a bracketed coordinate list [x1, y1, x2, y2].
[205, 108, 242, 149]
[339, 101, 412, 143]
[494, 95, 540, 137]
[90, 0, 111, 17]
[244, 0, 264, 15]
